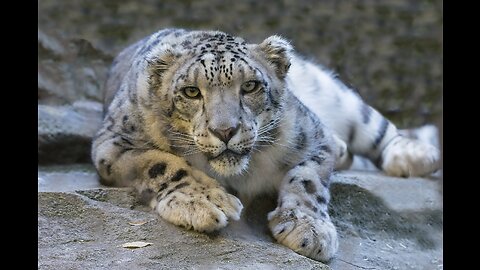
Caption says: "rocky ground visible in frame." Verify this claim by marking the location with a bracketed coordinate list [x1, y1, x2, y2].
[38, 166, 443, 270]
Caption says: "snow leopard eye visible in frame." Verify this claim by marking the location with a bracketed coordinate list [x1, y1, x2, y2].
[182, 87, 201, 99]
[241, 80, 260, 93]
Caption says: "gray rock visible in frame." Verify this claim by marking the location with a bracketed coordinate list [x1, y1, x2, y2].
[38, 29, 112, 106]
[38, 167, 443, 270]
[329, 171, 443, 270]
[38, 101, 103, 164]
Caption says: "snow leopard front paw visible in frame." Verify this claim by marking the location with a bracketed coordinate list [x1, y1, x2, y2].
[381, 136, 440, 177]
[156, 182, 243, 233]
[268, 207, 338, 262]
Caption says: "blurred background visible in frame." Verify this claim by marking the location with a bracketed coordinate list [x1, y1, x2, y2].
[38, 0, 442, 165]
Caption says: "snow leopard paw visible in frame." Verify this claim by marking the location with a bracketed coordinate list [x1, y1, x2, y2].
[268, 207, 338, 262]
[333, 135, 353, 170]
[381, 136, 440, 177]
[155, 182, 243, 232]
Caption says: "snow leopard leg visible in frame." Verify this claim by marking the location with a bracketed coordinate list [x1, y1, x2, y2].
[92, 131, 243, 232]
[268, 151, 338, 262]
[329, 89, 440, 177]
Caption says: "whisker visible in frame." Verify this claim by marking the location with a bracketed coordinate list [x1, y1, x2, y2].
[166, 128, 195, 138]
[169, 137, 196, 143]
[182, 149, 203, 156]
[168, 133, 194, 140]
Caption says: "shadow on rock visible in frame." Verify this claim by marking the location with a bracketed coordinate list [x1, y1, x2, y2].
[329, 182, 442, 250]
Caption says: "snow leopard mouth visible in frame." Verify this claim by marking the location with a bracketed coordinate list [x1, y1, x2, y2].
[207, 149, 250, 161]
[207, 149, 252, 176]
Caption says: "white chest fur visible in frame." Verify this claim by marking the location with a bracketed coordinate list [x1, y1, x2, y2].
[186, 145, 289, 201]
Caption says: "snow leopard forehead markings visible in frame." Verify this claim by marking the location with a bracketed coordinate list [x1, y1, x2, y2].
[177, 32, 255, 87]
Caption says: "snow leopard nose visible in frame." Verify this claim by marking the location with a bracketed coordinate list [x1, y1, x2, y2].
[209, 125, 240, 144]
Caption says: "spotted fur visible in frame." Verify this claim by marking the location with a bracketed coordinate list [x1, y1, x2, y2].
[91, 28, 440, 262]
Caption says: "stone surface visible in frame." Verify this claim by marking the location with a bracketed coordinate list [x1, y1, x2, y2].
[38, 101, 103, 164]
[38, 166, 443, 270]
[38, 28, 112, 105]
[329, 171, 443, 270]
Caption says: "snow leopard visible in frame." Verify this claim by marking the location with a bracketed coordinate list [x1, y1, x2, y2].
[91, 28, 440, 262]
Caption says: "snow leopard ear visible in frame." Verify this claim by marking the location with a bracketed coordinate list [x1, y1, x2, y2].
[146, 44, 182, 79]
[257, 35, 293, 79]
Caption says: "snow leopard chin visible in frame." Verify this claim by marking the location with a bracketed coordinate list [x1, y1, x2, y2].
[208, 150, 250, 177]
